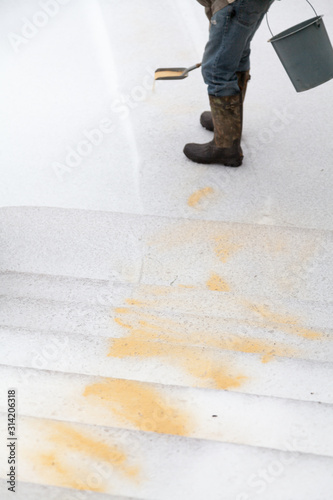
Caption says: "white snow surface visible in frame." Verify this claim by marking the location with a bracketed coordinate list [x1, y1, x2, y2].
[0, 0, 332, 229]
[1, 1, 333, 500]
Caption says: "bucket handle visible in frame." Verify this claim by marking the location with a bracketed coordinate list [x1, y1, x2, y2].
[266, 0, 318, 37]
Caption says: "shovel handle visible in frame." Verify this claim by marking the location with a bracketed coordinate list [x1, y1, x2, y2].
[182, 63, 202, 76]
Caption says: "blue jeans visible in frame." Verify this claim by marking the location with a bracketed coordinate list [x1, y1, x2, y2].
[202, 0, 275, 96]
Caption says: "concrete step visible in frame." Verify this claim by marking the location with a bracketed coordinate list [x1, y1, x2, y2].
[1, 271, 333, 334]
[0, 290, 332, 365]
[1, 365, 332, 458]
[1, 278, 333, 335]
[1, 207, 332, 499]
[1, 414, 332, 500]
[1, 325, 332, 404]
[0, 479, 140, 500]
[1, 207, 332, 303]
[1, 304, 332, 367]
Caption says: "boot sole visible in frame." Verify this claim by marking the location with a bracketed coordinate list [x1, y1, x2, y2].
[183, 149, 243, 167]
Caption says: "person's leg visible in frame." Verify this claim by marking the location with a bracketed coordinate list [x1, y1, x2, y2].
[200, 70, 250, 131]
[201, 0, 272, 132]
[237, 0, 275, 72]
[202, 0, 274, 96]
[184, 0, 274, 166]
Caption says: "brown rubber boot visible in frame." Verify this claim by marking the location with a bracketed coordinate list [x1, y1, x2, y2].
[200, 70, 250, 132]
[183, 93, 243, 167]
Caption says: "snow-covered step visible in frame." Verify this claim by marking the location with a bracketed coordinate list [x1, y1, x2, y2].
[1, 285, 333, 338]
[1, 207, 332, 302]
[1, 365, 332, 458]
[0, 296, 114, 337]
[1, 289, 332, 370]
[1, 326, 332, 404]
[0, 271, 112, 305]
[0, 271, 333, 327]
[0, 414, 332, 500]
[3, 267, 332, 322]
[0, 480, 139, 500]
[1, 301, 332, 367]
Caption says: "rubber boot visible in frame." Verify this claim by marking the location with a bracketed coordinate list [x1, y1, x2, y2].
[200, 70, 250, 132]
[183, 94, 243, 167]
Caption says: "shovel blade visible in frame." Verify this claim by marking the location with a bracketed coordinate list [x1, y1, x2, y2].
[154, 67, 188, 80]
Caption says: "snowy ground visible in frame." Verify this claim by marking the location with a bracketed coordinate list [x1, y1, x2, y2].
[1, 0, 333, 229]
[1, 1, 333, 499]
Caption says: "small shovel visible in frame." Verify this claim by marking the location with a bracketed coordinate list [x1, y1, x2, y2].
[154, 63, 202, 81]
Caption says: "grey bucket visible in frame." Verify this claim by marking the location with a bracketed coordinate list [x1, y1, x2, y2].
[268, 15, 333, 92]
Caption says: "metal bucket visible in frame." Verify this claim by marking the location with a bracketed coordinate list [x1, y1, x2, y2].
[268, 14, 333, 92]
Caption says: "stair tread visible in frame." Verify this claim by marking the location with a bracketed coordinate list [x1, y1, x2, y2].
[1, 207, 332, 303]
[1, 207, 333, 498]
[0, 327, 332, 403]
[1, 290, 332, 335]
[0, 364, 332, 457]
[0, 479, 141, 500]
[1, 413, 332, 500]
[2, 269, 333, 308]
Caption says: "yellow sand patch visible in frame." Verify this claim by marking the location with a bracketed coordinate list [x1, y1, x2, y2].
[188, 187, 214, 208]
[155, 70, 184, 79]
[110, 301, 249, 390]
[214, 236, 241, 263]
[31, 421, 139, 493]
[112, 303, 297, 363]
[246, 302, 323, 340]
[84, 379, 192, 436]
[109, 335, 247, 390]
[206, 273, 230, 292]
[35, 452, 102, 492]
[48, 422, 138, 476]
[126, 299, 147, 307]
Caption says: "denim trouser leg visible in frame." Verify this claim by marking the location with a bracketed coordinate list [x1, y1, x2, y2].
[202, 0, 274, 97]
